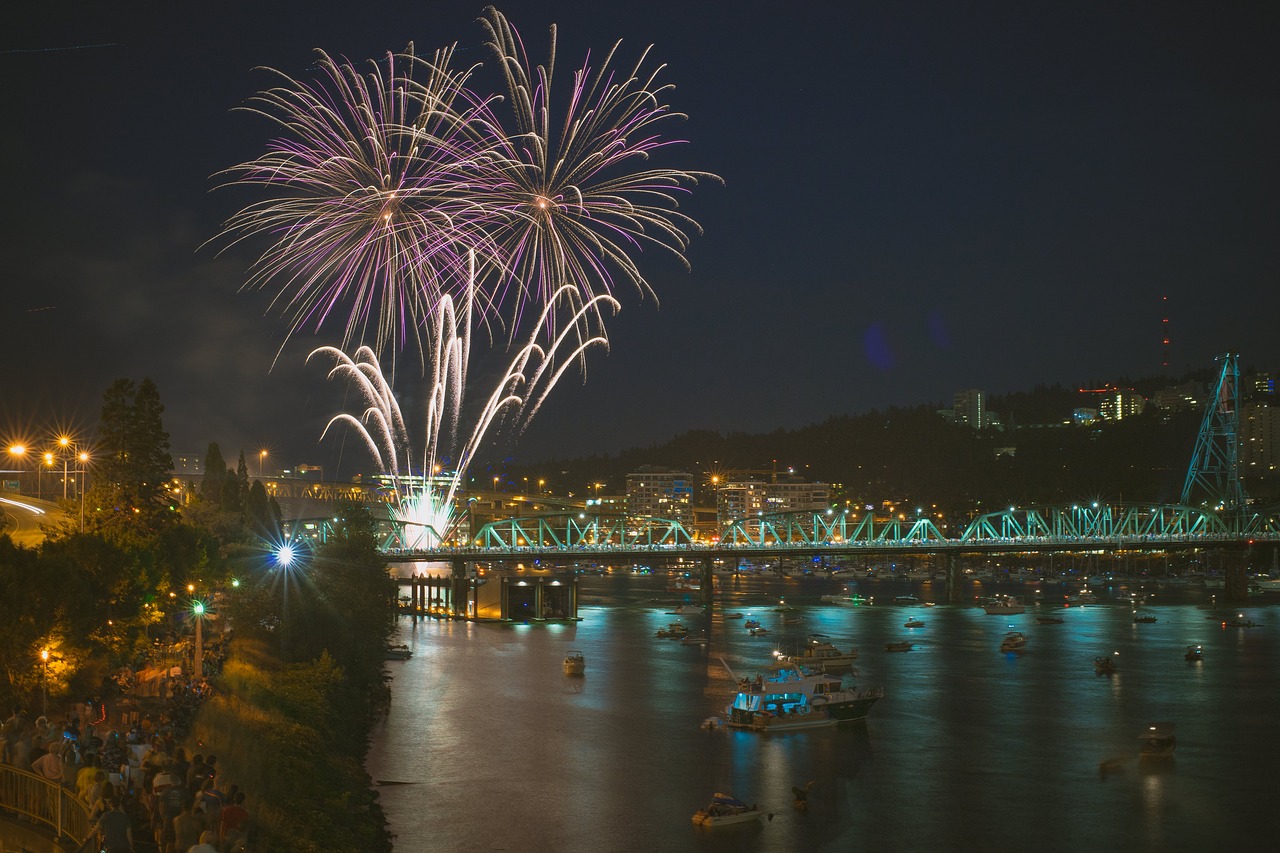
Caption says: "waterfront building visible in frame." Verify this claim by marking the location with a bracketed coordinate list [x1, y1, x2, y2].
[717, 481, 765, 526]
[626, 467, 694, 525]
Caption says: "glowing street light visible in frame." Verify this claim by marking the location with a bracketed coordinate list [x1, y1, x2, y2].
[274, 543, 299, 659]
[192, 600, 206, 680]
[259, 449, 268, 479]
[40, 648, 49, 716]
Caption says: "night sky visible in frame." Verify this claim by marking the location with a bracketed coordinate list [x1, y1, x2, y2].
[4, 1, 1278, 479]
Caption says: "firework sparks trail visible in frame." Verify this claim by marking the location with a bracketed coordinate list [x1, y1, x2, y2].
[310, 255, 619, 548]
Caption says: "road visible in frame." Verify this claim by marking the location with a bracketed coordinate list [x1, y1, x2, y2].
[0, 495, 65, 547]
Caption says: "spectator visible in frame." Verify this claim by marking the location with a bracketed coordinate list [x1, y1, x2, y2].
[188, 830, 219, 853]
[92, 797, 133, 853]
[173, 799, 204, 853]
[219, 790, 249, 849]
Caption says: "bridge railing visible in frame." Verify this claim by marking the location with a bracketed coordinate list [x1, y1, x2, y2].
[0, 764, 92, 847]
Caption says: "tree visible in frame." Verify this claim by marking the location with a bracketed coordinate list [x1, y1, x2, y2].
[200, 443, 228, 504]
[85, 378, 176, 543]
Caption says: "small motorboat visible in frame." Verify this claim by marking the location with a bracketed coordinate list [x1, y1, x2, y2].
[999, 632, 1027, 653]
[1094, 654, 1117, 676]
[884, 641, 913, 652]
[691, 793, 764, 827]
[1222, 616, 1257, 628]
[724, 612, 745, 619]
[743, 618, 761, 630]
[1133, 615, 1158, 624]
[1139, 722, 1176, 759]
[904, 618, 925, 628]
[656, 623, 689, 639]
[892, 595, 920, 605]
[563, 650, 586, 676]
[681, 633, 709, 646]
[384, 644, 413, 661]
[1036, 616, 1064, 624]
[1184, 645, 1204, 662]
[749, 627, 770, 636]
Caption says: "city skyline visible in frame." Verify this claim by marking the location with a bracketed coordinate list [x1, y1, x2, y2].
[3, 1, 1277, 477]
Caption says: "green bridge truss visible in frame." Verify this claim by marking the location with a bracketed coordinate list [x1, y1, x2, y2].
[283, 501, 1280, 556]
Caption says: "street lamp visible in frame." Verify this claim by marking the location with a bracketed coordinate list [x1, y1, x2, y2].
[40, 648, 49, 716]
[259, 449, 268, 479]
[275, 544, 297, 659]
[192, 600, 206, 680]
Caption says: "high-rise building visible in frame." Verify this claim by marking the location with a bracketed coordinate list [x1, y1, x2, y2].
[953, 389, 985, 429]
[1242, 403, 1278, 473]
[1098, 389, 1146, 420]
[626, 467, 694, 525]
[716, 481, 765, 526]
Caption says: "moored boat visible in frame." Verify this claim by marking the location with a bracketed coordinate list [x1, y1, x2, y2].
[1184, 645, 1204, 662]
[691, 793, 763, 826]
[656, 622, 689, 638]
[884, 641, 913, 652]
[740, 665, 884, 724]
[1133, 614, 1157, 624]
[776, 635, 859, 670]
[999, 631, 1027, 653]
[1139, 722, 1176, 758]
[724, 687, 837, 732]
[1094, 653, 1117, 676]
[384, 644, 413, 660]
[563, 650, 585, 676]
[1036, 616, 1064, 624]
[983, 595, 1026, 615]
[904, 618, 925, 628]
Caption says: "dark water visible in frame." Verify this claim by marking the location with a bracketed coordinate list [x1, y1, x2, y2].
[365, 575, 1280, 852]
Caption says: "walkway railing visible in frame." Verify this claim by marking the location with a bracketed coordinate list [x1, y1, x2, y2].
[0, 764, 92, 848]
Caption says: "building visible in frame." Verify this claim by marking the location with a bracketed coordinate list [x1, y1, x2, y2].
[626, 467, 694, 525]
[1151, 381, 1203, 412]
[716, 481, 765, 527]
[953, 389, 985, 429]
[1098, 389, 1146, 421]
[763, 478, 831, 514]
[1242, 403, 1278, 474]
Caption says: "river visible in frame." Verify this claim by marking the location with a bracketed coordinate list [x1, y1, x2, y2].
[364, 573, 1280, 852]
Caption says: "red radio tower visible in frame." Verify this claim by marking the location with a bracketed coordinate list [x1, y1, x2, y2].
[1161, 295, 1170, 369]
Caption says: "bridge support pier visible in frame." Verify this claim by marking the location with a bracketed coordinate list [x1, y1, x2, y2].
[700, 556, 714, 609]
[945, 552, 964, 603]
[451, 559, 469, 619]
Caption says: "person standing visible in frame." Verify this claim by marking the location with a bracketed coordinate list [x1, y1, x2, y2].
[172, 799, 204, 853]
[93, 796, 134, 853]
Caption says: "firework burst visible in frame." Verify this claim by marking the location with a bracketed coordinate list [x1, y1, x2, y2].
[216, 44, 508, 362]
[478, 6, 721, 327]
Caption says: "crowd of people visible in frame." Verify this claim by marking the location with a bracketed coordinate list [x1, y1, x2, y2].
[0, 638, 253, 853]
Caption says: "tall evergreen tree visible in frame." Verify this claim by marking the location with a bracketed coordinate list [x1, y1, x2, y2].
[200, 443, 227, 504]
[86, 378, 175, 540]
[237, 451, 250, 506]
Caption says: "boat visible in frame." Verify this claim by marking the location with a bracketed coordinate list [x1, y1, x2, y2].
[691, 793, 764, 826]
[563, 650, 585, 676]
[782, 615, 803, 625]
[1139, 722, 1176, 759]
[724, 612, 744, 619]
[892, 594, 920, 605]
[1133, 615, 1157, 624]
[983, 595, 1026, 615]
[668, 577, 701, 593]
[1094, 654, 1117, 676]
[749, 627, 770, 636]
[738, 666, 884, 723]
[1067, 587, 1099, 605]
[1254, 577, 1280, 594]
[904, 618, 925, 628]
[666, 604, 703, 615]
[384, 644, 413, 660]
[682, 633, 709, 646]
[884, 641, 913, 652]
[1036, 616, 1064, 625]
[743, 618, 761, 630]
[776, 635, 859, 671]
[1184, 645, 1204, 662]
[656, 623, 689, 638]
[724, 684, 837, 732]
[999, 631, 1027, 653]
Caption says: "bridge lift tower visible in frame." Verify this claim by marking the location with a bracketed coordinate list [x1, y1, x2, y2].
[1181, 352, 1248, 513]
[1181, 353, 1251, 600]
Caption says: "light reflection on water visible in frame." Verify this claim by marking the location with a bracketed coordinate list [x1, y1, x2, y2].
[365, 576, 1280, 851]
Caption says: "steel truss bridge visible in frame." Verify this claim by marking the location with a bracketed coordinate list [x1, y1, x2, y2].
[286, 501, 1280, 563]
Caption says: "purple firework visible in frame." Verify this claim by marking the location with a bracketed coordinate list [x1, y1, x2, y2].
[478, 7, 721, 328]
[215, 44, 508, 361]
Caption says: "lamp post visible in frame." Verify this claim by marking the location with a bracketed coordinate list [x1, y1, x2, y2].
[192, 601, 205, 680]
[259, 449, 268, 479]
[40, 649, 49, 716]
[7, 445, 27, 496]
[275, 544, 296, 660]
[76, 452, 89, 532]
